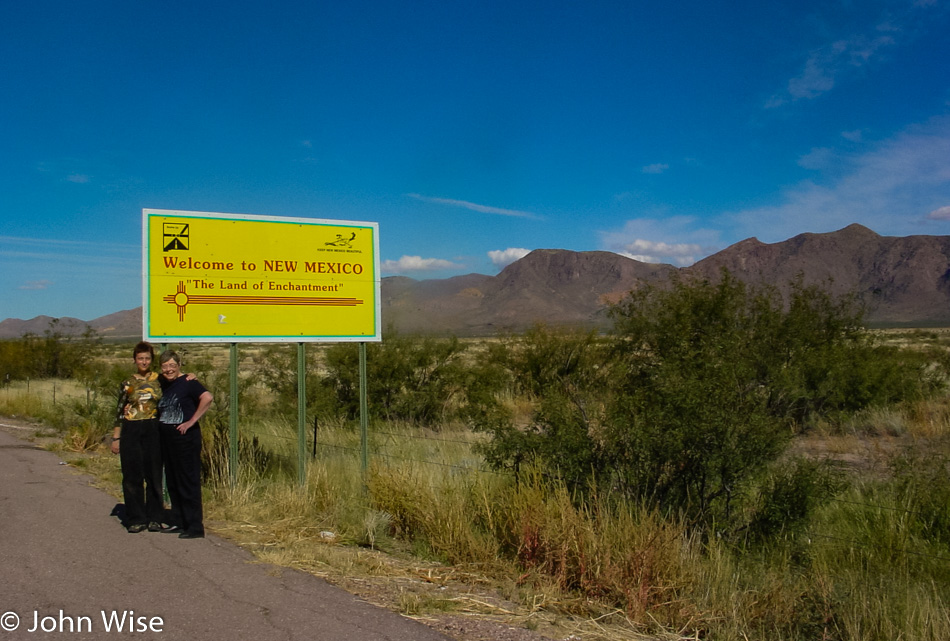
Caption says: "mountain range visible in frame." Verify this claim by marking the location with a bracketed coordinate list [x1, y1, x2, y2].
[2, 224, 948, 340]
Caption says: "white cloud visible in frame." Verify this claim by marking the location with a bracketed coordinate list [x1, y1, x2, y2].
[618, 239, 705, 266]
[599, 216, 722, 267]
[406, 193, 539, 219]
[488, 247, 531, 269]
[18, 279, 53, 291]
[642, 163, 669, 175]
[841, 129, 864, 143]
[66, 174, 91, 184]
[768, 17, 902, 108]
[726, 116, 950, 240]
[786, 54, 837, 100]
[927, 205, 950, 220]
[381, 255, 464, 273]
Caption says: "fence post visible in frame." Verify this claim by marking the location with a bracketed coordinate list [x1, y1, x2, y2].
[312, 415, 318, 459]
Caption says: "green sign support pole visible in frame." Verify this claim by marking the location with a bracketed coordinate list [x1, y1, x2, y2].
[297, 342, 307, 486]
[359, 341, 368, 481]
[229, 343, 239, 487]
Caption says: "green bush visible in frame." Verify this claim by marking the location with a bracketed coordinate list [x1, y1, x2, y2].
[469, 272, 940, 536]
[0, 320, 101, 381]
[467, 326, 612, 487]
[252, 343, 324, 413]
[321, 334, 469, 426]
[743, 458, 845, 544]
[605, 273, 792, 526]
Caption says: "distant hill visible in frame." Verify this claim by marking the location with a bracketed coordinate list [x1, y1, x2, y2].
[1, 225, 948, 339]
[0, 309, 141, 341]
[684, 224, 950, 325]
[385, 250, 675, 335]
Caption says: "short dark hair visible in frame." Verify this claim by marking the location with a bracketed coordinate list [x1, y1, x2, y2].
[159, 350, 181, 366]
[133, 341, 154, 359]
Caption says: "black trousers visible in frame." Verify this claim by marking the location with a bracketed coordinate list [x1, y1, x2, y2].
[160, 423, 204, 536]
[119, 418, 164, 526]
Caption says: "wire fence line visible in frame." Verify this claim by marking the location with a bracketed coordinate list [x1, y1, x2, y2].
[301, 424, 946, 519]
[809, 533, 950, 563]
[1, 378, 104, 407]
[3, 380, 947, 566]
[827, 496, 935, 518]
[311, 429, 950, 565]
[314, 441, 502, 476]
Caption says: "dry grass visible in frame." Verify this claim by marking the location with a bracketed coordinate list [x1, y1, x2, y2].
[3, 328, 950, 641]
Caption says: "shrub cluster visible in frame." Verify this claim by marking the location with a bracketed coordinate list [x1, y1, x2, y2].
[242, 272, 942, 545]
[0, 319, 102, 382]
[466, 273, 941, 538]
[318, 334, 469, 426]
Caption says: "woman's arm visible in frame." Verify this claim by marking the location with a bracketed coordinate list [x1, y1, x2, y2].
[177, 390, 214, 434]
[111, 381, 128, 454]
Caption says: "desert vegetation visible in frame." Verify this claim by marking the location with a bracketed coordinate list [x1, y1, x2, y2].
[2, 273, 949, 641]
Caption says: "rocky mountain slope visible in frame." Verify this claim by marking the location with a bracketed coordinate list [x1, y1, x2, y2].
[685, 224, 950, 324]
[2, 225, 948, 339]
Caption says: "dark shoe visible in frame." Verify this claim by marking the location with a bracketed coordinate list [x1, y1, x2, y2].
[178, 531, 204, 539]
[162, 525, 185, 535]
[127, 523, 147, 533]
[147, 522, 165, 532]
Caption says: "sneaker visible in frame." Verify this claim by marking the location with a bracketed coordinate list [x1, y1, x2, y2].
[127, 523, 147, 533]
[161, 525, 185, 534]
[147, 522, 165, 532]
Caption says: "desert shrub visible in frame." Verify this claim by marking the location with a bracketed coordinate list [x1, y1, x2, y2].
[61, 388, 122, 452]
[0, 320, 102, 381]
[0, 339, 31, 382]
[468, 326, 612, 486]
[320, 334, 469, 426]
[192, 360, 279, 484]
[457, 339, 517, 409]
[605, 273, 793, 526]
[201, 410, 275, 485]
[252, 343, 325, 414]
[742, 458, 845, 544]
[471, 272, 939, 536]
[26, 321, 102, 379]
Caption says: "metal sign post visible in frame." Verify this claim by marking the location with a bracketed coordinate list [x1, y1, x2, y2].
[297, 342, 307, 485]
[359, 342, 369, 482]
[229, 343, 239, 486]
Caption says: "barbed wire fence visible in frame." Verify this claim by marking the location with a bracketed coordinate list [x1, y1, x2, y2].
[0, 377, 104, 408]
[3, 377, 948, 566]
[280, 419, 950, 566]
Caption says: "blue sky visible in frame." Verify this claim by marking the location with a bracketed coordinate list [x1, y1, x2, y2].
[2, 0, 949, 321]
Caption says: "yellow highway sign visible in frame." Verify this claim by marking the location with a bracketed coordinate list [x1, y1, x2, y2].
[143, 209, 380, 342]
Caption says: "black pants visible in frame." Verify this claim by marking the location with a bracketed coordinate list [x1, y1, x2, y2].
[160, 423, 204, 536]
[119, 419, 164, 526]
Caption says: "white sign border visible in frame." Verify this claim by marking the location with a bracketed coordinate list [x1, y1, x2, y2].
[142, 208, 381, 343]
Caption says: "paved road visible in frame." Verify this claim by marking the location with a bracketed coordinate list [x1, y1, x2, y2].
[0, 424, 452, 641]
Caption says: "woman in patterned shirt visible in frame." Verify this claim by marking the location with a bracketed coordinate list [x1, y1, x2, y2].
[111, 341, 165, 533]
